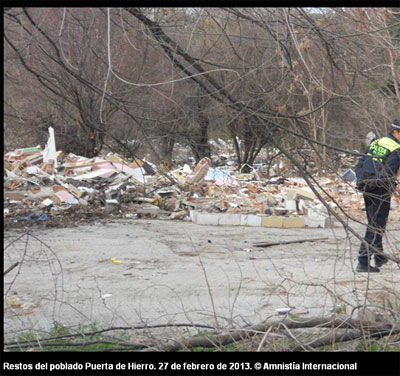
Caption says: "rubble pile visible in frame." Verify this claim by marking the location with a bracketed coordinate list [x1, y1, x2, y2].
[4, 130, 400, 229]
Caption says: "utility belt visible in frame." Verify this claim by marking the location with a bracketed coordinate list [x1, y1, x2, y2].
[356, 158, 398, 192]
[356, 175, 397, 192]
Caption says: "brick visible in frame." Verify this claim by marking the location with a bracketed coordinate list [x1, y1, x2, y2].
[4, 192, 25, 201]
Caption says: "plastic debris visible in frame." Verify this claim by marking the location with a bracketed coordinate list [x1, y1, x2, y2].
[341, 168, 356, 183]
[43, 127, 57, 169]
[234, 248, 252, 252]
[276, 308, 291, 315]
[17, 213, 48, 221]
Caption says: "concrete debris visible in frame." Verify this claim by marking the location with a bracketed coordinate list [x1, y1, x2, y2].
[4, 133, 400, 229]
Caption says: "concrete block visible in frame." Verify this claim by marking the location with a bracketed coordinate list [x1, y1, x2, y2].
[304, 216, 331, 228]
[135, 204, 160, 216]
[219, 213, 242, 226]
[282, 217, 304, 228]
[241, 214, 262, 227]
[314, 203, 330, 214]
[192, 212, 220, 225]
[261, 216, 284, 228]
[306, 207, 331, 225]
[191, 211, 312, 228]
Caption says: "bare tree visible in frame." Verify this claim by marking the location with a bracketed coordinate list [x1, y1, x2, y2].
[4, 7, 400, 353]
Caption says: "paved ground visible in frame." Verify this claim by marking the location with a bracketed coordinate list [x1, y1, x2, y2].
[4, 218, 400, 340]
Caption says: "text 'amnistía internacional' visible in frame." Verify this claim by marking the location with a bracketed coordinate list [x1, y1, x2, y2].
[263, 362, 357, 371]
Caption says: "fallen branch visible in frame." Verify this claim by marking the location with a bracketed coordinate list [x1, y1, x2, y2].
[291, 327, 400, 351]
[4, 340, 146, 351]
[252, 237, 328, 248]
[140, 316, 392, 352]
[4, 323, 216, 347]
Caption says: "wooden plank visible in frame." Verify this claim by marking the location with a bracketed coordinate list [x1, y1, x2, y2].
[63, 161, 107, 169]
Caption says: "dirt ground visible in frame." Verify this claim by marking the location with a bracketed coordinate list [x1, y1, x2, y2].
[4, 218, 400, 340]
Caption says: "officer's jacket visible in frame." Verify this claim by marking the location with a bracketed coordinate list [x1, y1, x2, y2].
[355, 133, 400, 191]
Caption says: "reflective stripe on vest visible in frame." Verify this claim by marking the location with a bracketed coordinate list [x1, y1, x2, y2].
[367, 136, 400, 162]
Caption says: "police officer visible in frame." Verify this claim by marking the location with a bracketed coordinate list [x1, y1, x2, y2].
[355, 120, 400, 272]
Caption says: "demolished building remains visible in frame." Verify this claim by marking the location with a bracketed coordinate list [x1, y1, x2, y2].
[4, 129, 400, 229]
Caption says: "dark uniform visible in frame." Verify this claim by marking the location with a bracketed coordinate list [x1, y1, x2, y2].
[355, 131, 400, 271]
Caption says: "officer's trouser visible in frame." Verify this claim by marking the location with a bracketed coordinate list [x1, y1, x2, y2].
[358, 189, 391, 265]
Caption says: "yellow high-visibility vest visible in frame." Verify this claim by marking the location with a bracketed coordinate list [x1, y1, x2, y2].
[367, 136, 400, 162]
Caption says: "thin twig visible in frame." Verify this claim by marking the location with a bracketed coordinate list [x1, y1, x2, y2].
[4, 262, 19, 276]
[256, 326, 273, 352]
